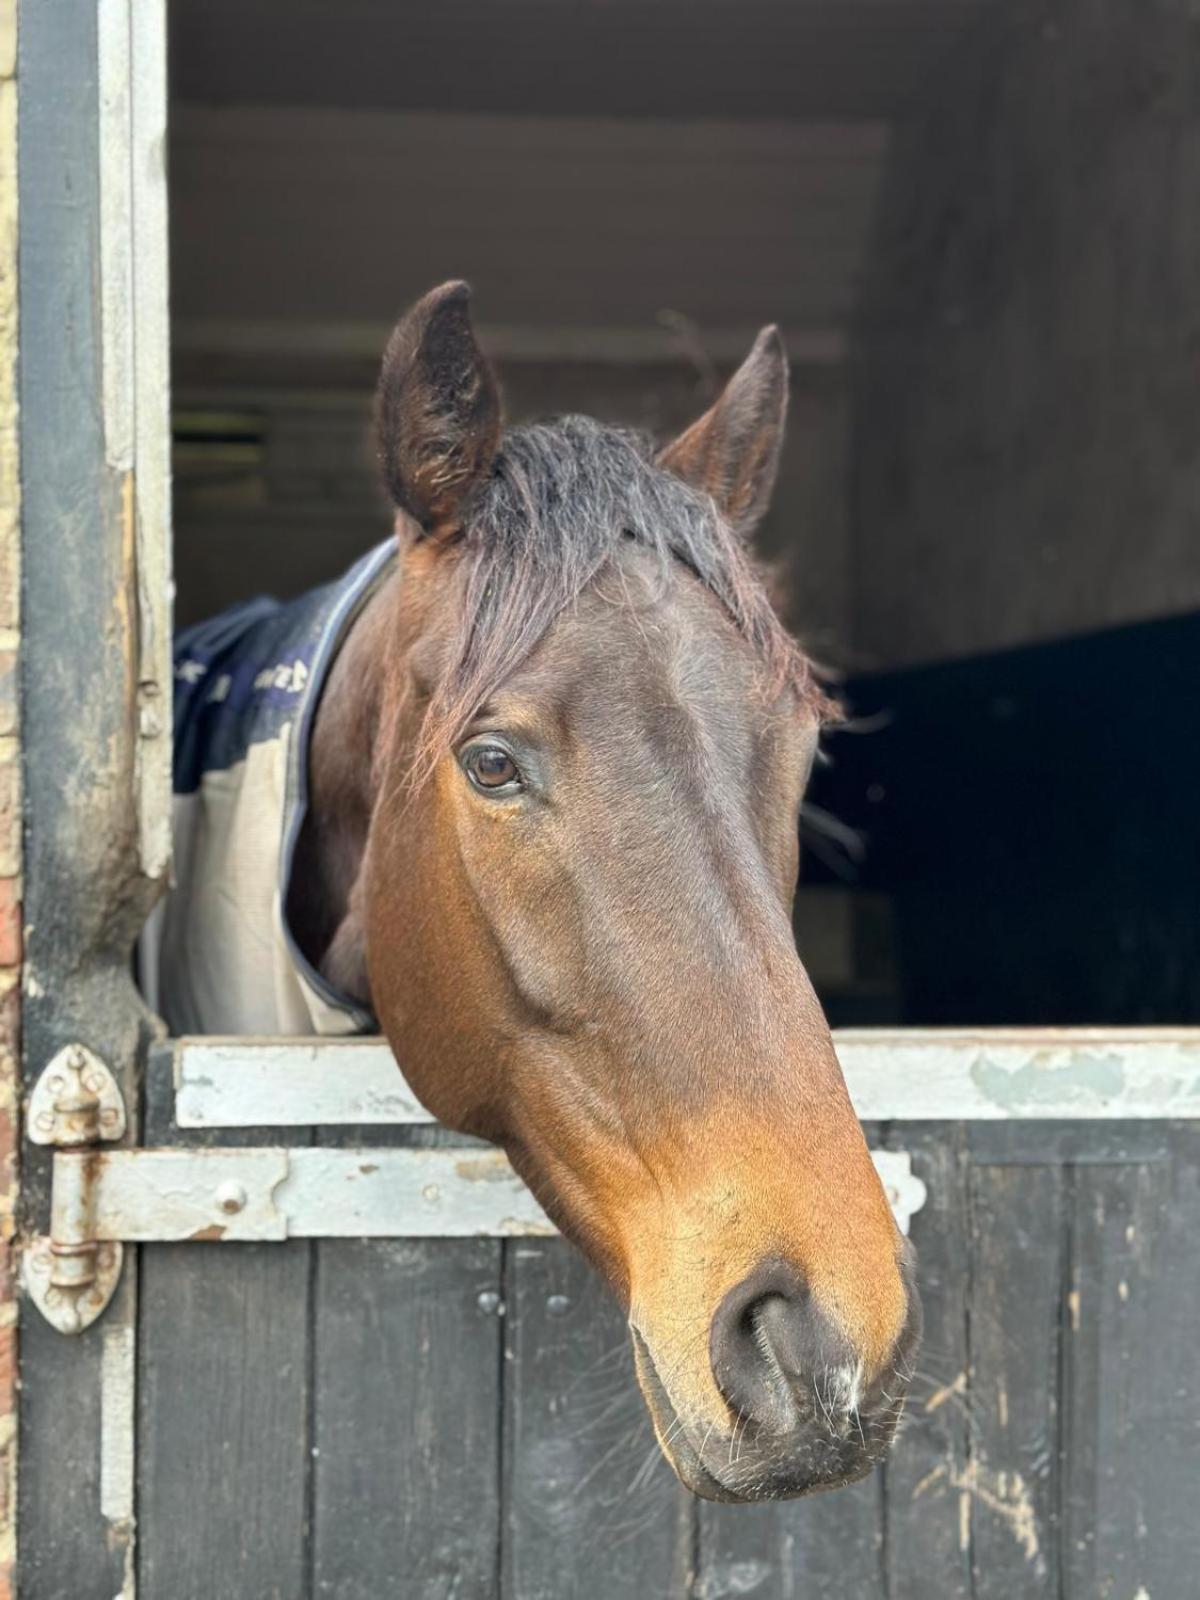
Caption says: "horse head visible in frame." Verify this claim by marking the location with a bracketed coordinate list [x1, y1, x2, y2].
[320, 282, 921, 1501]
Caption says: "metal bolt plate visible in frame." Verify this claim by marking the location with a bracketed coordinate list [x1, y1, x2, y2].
[27, 1043, 126, 1146]
[22, 1237, 123, 1335]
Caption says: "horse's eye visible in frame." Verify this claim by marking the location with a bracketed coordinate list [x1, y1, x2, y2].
[463, 745, 521, 793]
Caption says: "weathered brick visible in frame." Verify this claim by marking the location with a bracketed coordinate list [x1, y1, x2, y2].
[0, 881, 17, 974]
[0, 745, 19, 879]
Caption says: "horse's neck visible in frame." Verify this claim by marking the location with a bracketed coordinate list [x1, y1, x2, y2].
[287, 571, 397, 1003]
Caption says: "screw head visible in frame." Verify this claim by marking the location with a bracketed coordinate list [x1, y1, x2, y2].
[546, 1294, 572, 1318]
[215, 1180, 247, 1215]
[476, 1290, 503, 1315]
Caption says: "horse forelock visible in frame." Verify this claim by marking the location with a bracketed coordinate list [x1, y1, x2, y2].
[401, 415, 836, 786]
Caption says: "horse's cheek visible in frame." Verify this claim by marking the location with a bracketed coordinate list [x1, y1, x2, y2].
[365, 812, 513, 1136]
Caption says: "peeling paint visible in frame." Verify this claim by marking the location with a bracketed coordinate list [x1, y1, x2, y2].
[911, 1462, 948, 1500]
[100, 1325, 135, 1524]
[925, 1370, 967, 1412]
[454, 1154, 522, 1183]
[970, 1049, 1125, 1112]
[952, 1460, 1041, 1565]
[496, 1218, 557, 1237]
[699, 1558, 772, 1597]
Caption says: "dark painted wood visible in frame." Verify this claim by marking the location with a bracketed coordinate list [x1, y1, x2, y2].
[698, 1477, 882, 1600]
[133, 1064, 1200, 1599]
[138, 1240, 313, 1600]
[879, 1125, 972, 1600]
[966, 1160, 1064, 1596]
[502, 1239, 690, 1599]
[137, 1054, 313, 1600]
[312, 1236, 503, 1599]
[309, 1119, 503, 1600]
[1061, 1129, 1200, 1600]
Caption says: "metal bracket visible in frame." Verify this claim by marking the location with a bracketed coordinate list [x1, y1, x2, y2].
[873, 1151, 927, 1235]
[27, 1043, 125, 1146]
[24, 1044, 128, 1334]
[22, 1043, 928, 1335]
[24, 1236, 124, 1337]
[23, 1142, 924, 1243]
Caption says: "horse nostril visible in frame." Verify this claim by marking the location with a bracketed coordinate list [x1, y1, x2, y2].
[710, 1261, 854, 1435]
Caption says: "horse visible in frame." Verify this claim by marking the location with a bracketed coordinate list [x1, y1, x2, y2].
[156, 281, 920, 1503]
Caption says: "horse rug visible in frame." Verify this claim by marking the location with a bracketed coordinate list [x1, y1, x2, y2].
[141, 540, 395, 1036]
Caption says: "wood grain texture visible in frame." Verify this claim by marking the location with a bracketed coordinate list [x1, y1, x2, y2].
[137, 1058, 313, 1600]
[697, 1475, 882, 1600]
[308, 1117, 502, 1600]
[965, 1159, 1064, 1597]
[502, 1239, 690, 1600]
[312, 1237, 503, 1600]
[1060, 1128, 1200, 1600]
[878, 1125, 972, 1600]
[137, 1239, 312, 1600]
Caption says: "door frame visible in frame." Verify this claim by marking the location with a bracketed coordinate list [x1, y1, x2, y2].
[16, 4, 170, 1594]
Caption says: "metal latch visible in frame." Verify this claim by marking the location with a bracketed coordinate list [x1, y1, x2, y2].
[23, 1045, 127, 1334]
[20, 1044, 929, 1336]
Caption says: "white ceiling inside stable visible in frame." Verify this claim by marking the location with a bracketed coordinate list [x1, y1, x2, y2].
[168, 0, 992, 383]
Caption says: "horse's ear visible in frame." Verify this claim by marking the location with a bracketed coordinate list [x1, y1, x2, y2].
[375, 281, 502, 534]
[658, 325, 788, 537]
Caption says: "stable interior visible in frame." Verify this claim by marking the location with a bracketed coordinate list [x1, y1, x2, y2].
[169, 0, 1200, 1027]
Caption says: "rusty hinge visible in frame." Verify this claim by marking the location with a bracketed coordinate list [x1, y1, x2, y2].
[23, 1044, 127, 1334]
[18, 1043, 932, 1337]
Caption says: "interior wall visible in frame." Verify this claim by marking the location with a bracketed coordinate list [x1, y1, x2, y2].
[168, 78, 877, 654]
[173, 358, 853, 664]
[851, 0, 1200, 670]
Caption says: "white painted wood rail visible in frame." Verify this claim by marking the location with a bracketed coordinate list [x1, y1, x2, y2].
[173, 1028, 1200, 1128]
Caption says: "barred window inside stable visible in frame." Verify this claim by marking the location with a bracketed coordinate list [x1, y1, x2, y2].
[17, 3, 1200, 1598]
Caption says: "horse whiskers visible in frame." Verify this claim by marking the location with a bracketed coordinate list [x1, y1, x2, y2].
[812, 1374, 837, 1438]
[626, 1441, 669, 1497]
[568, 1426, 648, 1501]
[728, 1408, 743, 1466]
[852, 1405, 867, 1449]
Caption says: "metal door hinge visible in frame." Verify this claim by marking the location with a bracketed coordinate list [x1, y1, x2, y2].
[27, 1043, 126, 1147]
[20, 1045, 929, 1336]
[24, 1045, 127, 1334]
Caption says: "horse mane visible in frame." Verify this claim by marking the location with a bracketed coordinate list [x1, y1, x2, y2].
[404, 415, 834, 785]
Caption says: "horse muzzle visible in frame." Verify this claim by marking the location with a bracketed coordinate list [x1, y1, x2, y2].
[631, 1247, 923, 1502]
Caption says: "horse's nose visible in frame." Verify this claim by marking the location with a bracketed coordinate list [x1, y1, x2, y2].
[709, 1256, 922, 1477]
[710, 1260, 858, 1435]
